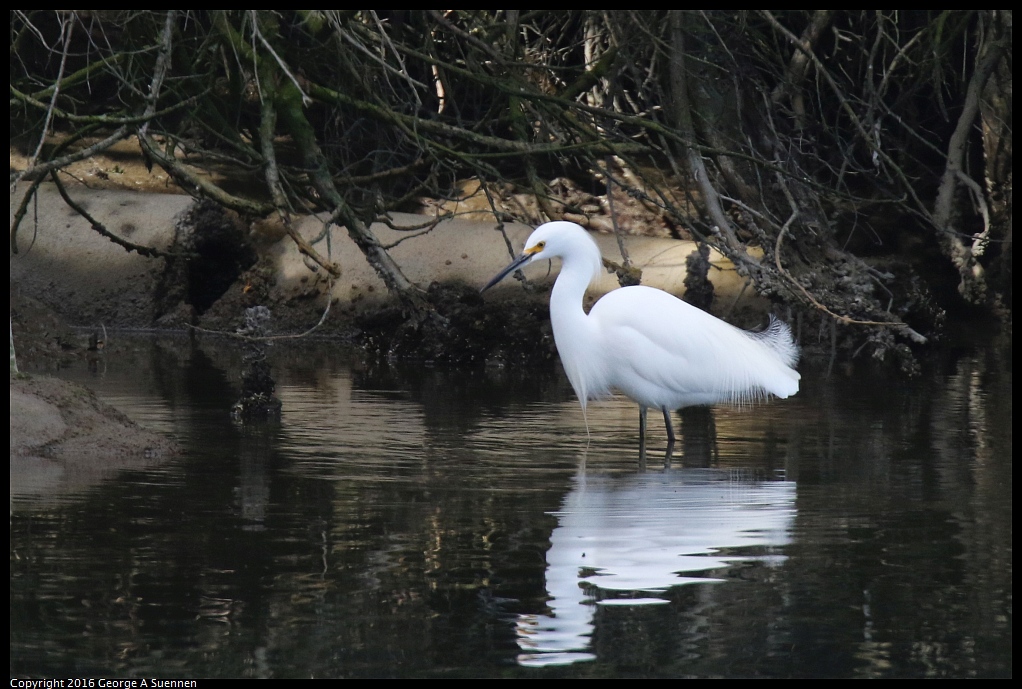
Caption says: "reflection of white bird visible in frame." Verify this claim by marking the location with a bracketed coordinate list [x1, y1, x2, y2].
[515, 469, 797, 666]
[482, 221, 800, 443]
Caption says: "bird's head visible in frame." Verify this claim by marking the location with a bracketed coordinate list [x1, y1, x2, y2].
[481, 221, 601, 292]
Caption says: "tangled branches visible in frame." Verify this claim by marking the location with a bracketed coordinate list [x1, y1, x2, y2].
[10, 10, 1012, 361]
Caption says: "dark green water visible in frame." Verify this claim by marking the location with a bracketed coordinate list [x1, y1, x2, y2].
[10, 336, 1012, 677]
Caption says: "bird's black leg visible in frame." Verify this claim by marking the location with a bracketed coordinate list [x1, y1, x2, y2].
[639, 405, 648, 458]
[662, 406, 676, 446]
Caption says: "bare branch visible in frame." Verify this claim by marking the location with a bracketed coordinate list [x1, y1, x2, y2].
[49, 170, 182, 259]
[20, 13, 74, 188]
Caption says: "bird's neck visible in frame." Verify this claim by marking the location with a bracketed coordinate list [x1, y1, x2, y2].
[549, 254, 604, 405]
[551, 253, 599, 351]
[550, 255, 597, 325]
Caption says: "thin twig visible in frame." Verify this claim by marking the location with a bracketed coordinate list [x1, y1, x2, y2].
[21, 14, 73, 193]
[251, 11, 312, 106]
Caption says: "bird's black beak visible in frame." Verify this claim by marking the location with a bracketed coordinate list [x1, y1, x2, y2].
[481, 253, 531, 293]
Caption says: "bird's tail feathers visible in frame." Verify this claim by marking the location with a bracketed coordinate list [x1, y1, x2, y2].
[750, 315, 800, 368]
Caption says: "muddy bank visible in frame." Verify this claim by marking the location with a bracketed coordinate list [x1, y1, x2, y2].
[10, 373, 178, 505]
[10, 184, 772, 354]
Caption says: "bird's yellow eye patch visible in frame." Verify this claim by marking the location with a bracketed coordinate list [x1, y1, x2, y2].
[526, 241, 546, 255]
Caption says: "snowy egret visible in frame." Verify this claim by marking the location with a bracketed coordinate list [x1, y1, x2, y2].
[482, 221, 800, 444]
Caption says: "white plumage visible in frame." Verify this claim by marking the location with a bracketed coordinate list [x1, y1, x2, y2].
[483, 221, 800, 443]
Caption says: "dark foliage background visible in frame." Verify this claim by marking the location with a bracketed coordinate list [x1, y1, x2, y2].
[10, 11, 1012, 365]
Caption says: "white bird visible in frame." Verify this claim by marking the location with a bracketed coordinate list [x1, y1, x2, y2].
[482, 221, 800, 444]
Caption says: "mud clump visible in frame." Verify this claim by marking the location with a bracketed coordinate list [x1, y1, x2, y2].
[231, 306, 283, 422]
[356, 282, 556, 368]
[155, 200, 258, 324]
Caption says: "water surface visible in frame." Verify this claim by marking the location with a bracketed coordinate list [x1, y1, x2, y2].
[10, 336, 1012, 677]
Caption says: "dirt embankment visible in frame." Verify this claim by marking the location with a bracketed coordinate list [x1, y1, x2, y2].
[11, 181, 768, 365]
[10, 372, 177, 504]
